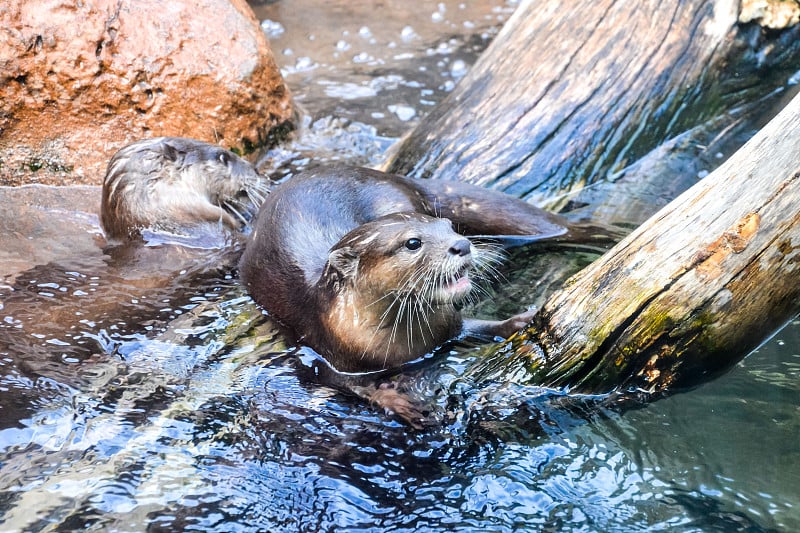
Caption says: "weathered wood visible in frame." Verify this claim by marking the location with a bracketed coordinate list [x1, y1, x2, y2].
[384, 0, 800, 204]
[551, 99, 787, 227]
[497, 91, 800, 394]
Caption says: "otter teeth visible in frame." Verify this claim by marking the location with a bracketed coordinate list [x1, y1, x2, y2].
[439, 266, 472, 297]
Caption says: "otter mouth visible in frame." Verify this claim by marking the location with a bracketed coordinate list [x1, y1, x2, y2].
[434, 266, 473, 302]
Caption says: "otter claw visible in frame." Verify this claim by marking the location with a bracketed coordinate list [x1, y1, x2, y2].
[464, 307, 538, 339]
[369, 384, 427, 429]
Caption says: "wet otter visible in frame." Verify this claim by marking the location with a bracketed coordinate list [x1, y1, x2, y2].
[239, 165, 572, 373]
[101, 137, 267, 243]
[96, 145, 585, 425]
[0, 138, 269, 428]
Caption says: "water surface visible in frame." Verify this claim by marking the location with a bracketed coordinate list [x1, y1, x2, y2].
[0, 1, 798, 531]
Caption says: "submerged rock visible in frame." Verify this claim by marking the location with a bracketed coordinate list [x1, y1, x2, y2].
[0, 0, 293, 186]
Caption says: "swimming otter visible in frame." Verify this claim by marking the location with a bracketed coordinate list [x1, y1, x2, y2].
[239, 165, 572, 373]
[101, 137, 267, 243]
[0, 138, 269, 426]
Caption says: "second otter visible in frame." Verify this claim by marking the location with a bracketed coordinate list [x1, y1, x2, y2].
[101, 137, 266, 243]
[240, 165, 571, 373]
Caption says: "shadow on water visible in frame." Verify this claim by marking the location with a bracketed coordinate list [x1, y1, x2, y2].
[0, 0, 798, 531]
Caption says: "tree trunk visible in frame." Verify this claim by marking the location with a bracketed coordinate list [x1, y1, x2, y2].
[384, 0, 800, 204]
[496, 91, 800, 394]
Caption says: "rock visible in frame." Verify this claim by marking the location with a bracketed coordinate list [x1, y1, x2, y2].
[0, 0, 293, 186]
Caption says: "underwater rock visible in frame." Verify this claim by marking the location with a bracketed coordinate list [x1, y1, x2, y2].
[0, 0, 292, 186]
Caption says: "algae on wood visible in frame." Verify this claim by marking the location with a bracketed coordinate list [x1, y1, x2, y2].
[499, 92, 800, 394]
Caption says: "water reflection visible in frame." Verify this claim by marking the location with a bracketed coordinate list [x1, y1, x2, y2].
[0, 0, 798, 531]
[252, 0, 516, 136]
[1, 279, 797, 530]
[252, 0, 518, 180]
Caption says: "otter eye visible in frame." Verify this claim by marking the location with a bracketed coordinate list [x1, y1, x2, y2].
[404, 238, 422, 251]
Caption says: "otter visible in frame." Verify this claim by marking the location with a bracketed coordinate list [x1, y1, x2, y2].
[1, 138, 271, 427]
[239, 165, 572, 373]
[101, 137, 267, 244]
[96, 143, 593, 426]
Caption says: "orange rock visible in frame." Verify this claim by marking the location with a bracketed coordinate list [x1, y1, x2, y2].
[0, 0, 293, 185]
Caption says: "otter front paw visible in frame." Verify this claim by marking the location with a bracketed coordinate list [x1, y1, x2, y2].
[497, 307, 538, 337]
[463, 307, 537, 340]
[369, 383, 427, 429]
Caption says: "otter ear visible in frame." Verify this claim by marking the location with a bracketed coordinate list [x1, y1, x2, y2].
[162, 142, 180, 162]
[327, 246, 359, 282]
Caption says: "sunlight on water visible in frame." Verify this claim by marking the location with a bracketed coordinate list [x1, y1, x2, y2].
[1, 264, 798, 530]
[252, 0, 518, 180]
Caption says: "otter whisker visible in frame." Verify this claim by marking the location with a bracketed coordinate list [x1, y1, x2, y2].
[379, 283, 420, 366]
[360, 264, 428, 364]
[416, 291, 437, 340]
[465, 284, 492, 308]
[391, 262, 439, 357]
[418, 282, 443, 345]
[363, 290, 400, 310]
[473, 245, 505, 266]
[392, 267, 429, 352]
[223, 201, 250, 226]
[246, 186, 268, 207]
[473, 248, 507, 284]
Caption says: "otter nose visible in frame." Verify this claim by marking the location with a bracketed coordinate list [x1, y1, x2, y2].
[448, 238, 472, 257]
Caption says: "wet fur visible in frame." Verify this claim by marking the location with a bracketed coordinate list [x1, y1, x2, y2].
[318, 213, 497, 370]
[240, 165, 568, 372]
[101, 137, 268, 241]
[96, 149, 574, 425]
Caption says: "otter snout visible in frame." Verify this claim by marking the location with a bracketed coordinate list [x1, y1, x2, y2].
[448, 238, 472, 257]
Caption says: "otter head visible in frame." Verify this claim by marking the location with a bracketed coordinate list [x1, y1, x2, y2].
[323, 212, 478, 307]
[101, 137, 268, 243]
[317, 212, 504, 369]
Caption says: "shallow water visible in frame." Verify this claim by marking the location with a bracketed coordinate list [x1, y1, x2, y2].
[252, 0, 518, 178]
[0, 0, 798, 531]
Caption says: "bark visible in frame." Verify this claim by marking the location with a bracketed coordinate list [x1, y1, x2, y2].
[384, 0, 800, 204]
[497, 91, 800, 394]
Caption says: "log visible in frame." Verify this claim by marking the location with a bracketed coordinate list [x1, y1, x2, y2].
[384, 0, 800, 204]
[489, 91, 800, 394]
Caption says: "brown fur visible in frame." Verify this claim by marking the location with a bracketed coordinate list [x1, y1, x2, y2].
[240, 165, 565, 373]
[315, 213, 474, 371]
[101, 137, 267, 242]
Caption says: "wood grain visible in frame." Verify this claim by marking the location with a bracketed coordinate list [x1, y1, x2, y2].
[385, 0, 799, 204]
[510, 92, 800, 393]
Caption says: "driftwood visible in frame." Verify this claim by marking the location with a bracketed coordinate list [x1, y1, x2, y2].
[384, 0, 800, 205]
[378, 0, 800, 394]
[488, 91, 800, 394]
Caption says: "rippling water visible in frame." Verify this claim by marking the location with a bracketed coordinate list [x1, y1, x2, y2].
[0, 1, 798, 531]
[2, 278, 796, 530]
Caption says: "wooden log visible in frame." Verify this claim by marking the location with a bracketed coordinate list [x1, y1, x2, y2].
[384, 0, 800, 204]
[494, 91, 800, 394]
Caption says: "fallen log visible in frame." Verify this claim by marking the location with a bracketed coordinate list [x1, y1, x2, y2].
[486, 91, 800, 394]
[384, 0, 800, 205]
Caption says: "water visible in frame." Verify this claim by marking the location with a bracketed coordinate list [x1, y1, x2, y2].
[0, 1, 798, 531]
[252, 0, 518, 178]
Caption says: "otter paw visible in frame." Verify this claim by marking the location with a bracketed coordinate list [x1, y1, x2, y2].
[499, 307, 538, 337]
[369, 383, 427, 429]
